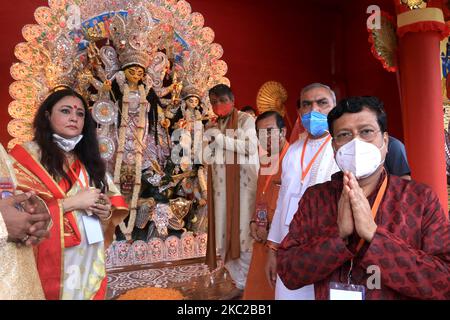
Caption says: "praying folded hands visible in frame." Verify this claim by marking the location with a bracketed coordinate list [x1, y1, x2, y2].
[338, 171, 378, 243]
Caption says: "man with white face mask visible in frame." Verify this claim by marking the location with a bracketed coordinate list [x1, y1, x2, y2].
[265, 83, 339, 300]
[277, 96, 450, 300]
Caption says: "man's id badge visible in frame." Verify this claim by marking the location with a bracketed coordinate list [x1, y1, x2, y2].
[82, 215, 104, 245]
[255, 202, 268, 228]
[329, 282, 365, 300]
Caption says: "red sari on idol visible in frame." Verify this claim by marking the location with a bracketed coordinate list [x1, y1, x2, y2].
[10, 142, 128, 300]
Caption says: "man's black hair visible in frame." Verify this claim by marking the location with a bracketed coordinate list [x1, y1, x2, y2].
[327, 96, 387, 136]
[255, 111, 286, 129]
[241, 105, 256, 114]
[208, 84, 234, 101]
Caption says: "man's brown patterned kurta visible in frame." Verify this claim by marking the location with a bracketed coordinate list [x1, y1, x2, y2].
[277, 171, 450, 299]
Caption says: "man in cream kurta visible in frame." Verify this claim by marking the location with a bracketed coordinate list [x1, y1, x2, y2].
[266, 83, 339, 299]
[0, 143, 50, 299]
[207, 84, 259, 290]
[0, 206, 46, 300]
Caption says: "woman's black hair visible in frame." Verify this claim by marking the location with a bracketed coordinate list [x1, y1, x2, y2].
[33, 88, 106, 189]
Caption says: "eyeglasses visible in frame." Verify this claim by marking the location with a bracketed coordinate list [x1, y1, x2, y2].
[333, 128, 381, 145]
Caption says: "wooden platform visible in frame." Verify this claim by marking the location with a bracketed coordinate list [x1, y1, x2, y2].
[107, 258, 242, 300]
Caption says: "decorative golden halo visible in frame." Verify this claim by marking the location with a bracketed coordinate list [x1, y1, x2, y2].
[256, 81, 288, 117]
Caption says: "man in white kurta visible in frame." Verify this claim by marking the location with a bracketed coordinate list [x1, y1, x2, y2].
[266, 83, 339, 299]
[206, 84, 259, 290]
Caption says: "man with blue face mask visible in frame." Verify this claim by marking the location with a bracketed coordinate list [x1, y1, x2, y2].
[277, 96, 450, 300]
[265, 83, 339, 300]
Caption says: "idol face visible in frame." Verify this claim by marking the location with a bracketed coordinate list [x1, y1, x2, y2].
[186, 96, 200, 109]
[124, 66, 145, 85]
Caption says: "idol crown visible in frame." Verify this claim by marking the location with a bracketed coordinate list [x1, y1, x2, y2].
[109, 4, 155, 69]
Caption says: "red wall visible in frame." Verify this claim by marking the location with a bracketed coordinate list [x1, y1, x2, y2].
[173, 0, 338, 131]
[0, 0, 403, 145]
[341, 0, 404, 139]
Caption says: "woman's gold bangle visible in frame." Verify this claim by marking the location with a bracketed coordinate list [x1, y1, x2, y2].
[101, 211, 113, 221]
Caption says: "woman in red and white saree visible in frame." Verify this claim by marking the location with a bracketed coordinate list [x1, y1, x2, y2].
[9, 88, 128, 300]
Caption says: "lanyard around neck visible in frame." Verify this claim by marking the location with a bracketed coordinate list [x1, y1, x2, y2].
[354, 175, 388, 253]
[300, 134, 331, 183]
[346, 175, 388, 285]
